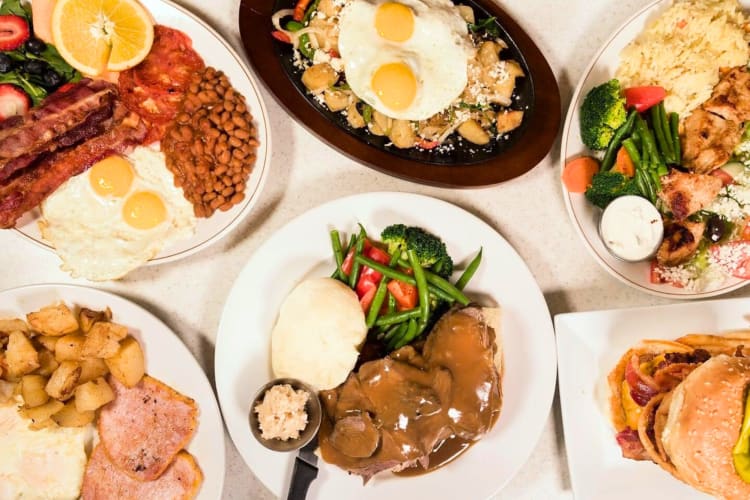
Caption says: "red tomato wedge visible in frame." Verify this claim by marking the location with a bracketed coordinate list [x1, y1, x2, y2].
[271, 30, 292, 43]
[711, 242, 750, 279]
[358, 282, 377, 311]
[624, 86, 666, 113]
[387, 280, 417, 310]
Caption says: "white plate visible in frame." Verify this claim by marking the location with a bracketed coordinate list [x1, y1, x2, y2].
[13, 0, 271, 266]
[555, 298, 750, 500]
[215, 191, 557, 500]
[0, 283, 225, 499]
[560, 0, 750, 299]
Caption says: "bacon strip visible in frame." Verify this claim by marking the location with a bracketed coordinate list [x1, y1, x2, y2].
[0, 106, 146, 228]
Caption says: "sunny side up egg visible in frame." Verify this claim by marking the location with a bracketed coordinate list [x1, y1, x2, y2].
[39, 146, 197, 281]
[337, 0, 472, 120]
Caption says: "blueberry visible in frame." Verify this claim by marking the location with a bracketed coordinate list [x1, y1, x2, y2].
[0, 53, 12, 73]
[43, 70, 63, 88]
[23, 60, 46, 75]
[25, 38, 46, 56]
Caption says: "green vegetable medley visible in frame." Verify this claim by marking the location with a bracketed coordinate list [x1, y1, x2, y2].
[329, 224, 481, 352]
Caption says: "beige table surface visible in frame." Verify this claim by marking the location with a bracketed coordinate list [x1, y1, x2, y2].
[3, 0, 745, 498]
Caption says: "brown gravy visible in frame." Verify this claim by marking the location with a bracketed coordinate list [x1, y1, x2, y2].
[318, 306, 502, 482]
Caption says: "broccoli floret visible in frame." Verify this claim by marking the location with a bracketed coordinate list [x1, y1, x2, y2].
[380, 224, 454, 278]
[584, 171, 640, 209]
[580, 79, 627, 150]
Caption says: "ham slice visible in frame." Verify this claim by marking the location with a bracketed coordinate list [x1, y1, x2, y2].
[98, 375, 198, 481]
[82, 444, 202, 500]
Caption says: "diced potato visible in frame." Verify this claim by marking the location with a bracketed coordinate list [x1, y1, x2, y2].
[0, 379, 16, 403]
[457, 4, 475, 24]
[457, 119, 491, 145]
[105, 336, 144, 388]
[323, 89, 350, 112]
[36, 349, 59, 377]
[478, 41, 501, 67]
[45, 361, 81, 400]
[346, 102, 365, 129]
[21, 374, 49, 407]
[78, 307, 112, 334]
[301, 63, 338, 93]
[389, 120, 417, 148]
[6, 331, 39, 378]
[78, 357, 109, 384]
[55, 335, 86, 362]
[75, 377, 114, 412]
[26, 303, 79, 336]
[82, 322, 126, 359]
[20, 399, 64, 427]
[0, 352, 6, 379]
[35, 335, 59, 352]
[318, 0, 339, 17]
[0, 318, 29, 335]
[495, 110, 524, 134]
[368, 110, 391, 136]
[52, 399, 95, 427]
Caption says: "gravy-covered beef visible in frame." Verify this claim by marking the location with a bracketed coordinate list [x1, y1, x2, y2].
[318, 306, 502, 482]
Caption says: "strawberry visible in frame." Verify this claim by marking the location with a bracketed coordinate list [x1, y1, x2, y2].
[0, 15, 30, 51]
[0, 84, 30, 120]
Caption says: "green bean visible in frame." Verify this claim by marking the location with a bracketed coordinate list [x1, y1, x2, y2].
[330, 230, 345, 280]
[394, 318, 419, 350]
[331, 234, 357, 279]
[387, 292, 396, 314]
[285, 20, 304, 31]
[621, 138, 641, 170]
[298, 34, 314, 60]
[374, 308, 420, 327]
[348, 225, 367, 288]
[302, 0, 321, 23]
[408, 250, 430, 326]
[670, 112, 681, 163]
[383, 322, 403, 341]
[455, 248, 482, 291]
[395, 259, 471, 305]
[386, 321, 410, 350]
[636, 117, 660, 168]
[601, 109, 638, 171]
[659, 103, 676, 163]
[357, 255, 463, 304]
[651, 103, 673, 164]
[366, 253, 399, 328]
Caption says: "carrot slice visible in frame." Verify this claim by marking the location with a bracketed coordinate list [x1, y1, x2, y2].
[612, 147, 635, 177]
[562, 156, 599, 193]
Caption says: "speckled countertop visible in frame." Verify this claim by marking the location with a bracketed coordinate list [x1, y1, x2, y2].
[2, 0, 741, 498]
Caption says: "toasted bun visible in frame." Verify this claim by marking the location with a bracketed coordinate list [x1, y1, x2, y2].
[661, 355, 750, 499]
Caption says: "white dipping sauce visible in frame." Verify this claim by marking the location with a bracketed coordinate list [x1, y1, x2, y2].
[599, 195, 663, 262]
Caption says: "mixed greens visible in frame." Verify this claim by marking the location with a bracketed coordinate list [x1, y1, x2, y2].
[329, 224, 481, 351]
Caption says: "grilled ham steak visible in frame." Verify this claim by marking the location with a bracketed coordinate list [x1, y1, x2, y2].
[0, 81, 146, 228]
[318, 306, 502, 482]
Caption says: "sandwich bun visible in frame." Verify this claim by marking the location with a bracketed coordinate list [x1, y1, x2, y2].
[661, 354, 750, 499]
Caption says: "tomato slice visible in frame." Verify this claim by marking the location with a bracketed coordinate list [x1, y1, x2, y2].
[387, 280, 417, 310]
[740, 218, 750, 241]
[649, 260, 684, 288]
[624, 86, 666, 113]
[711, 241, 750, 279]
[358, 283, 377, 311]
[271, 30, 292, 43]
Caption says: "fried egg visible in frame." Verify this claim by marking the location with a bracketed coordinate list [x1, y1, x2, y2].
[39, 147, 197, 281]
[338, 0, 472, 120]
[0, 403, 90, 499]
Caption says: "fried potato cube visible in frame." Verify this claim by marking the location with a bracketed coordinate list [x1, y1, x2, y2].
[79, 307, 112, 334]
[21, 374, 49, 408]
[52, 399, 95, 427]
[26, 304, 79, 336]
[6, 331, 39, 379]
[55, 335, 86, 362]
[36, 349, 59, 377]
[82, 322, 127, 359]
[0, 318, 29, 335]
[35, 335, 59, 352]
[20, 399, 64, 427]
[75, 377, 114, 412]
[78, 357, 109, 384]
[105, 336, 144, 388]
[45, 361, 81, 400]
[0, 379, 16, 403]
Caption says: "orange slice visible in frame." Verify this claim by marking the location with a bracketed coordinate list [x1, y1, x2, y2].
[51, 0, 154, 75]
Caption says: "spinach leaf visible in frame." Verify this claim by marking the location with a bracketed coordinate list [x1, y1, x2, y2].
[468, 17, 500, 38]
[0, 72, 47, 105]
[0, 0, 32, 24]
[38, 44, 80, 81]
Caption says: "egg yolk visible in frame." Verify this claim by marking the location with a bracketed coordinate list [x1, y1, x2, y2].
[122, 191, 167, 230]
[89, 155, 134, 197]
[371, 62, 417, 111]
[375, 2, 414, 42]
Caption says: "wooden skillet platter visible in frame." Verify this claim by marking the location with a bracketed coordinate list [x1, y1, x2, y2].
[239, 0, 560, 187]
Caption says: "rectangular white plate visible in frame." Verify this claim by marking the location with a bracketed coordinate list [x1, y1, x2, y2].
[555, 298, 750, 500]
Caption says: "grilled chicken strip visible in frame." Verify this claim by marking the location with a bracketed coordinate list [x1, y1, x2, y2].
[703, 66, 750, 123]
[681, 108, 741, 174]
[656, 220, 706, 266]
[658, 170, 723, 221]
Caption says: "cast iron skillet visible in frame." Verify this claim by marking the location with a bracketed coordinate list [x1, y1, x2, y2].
[239, 0, 560, 187]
